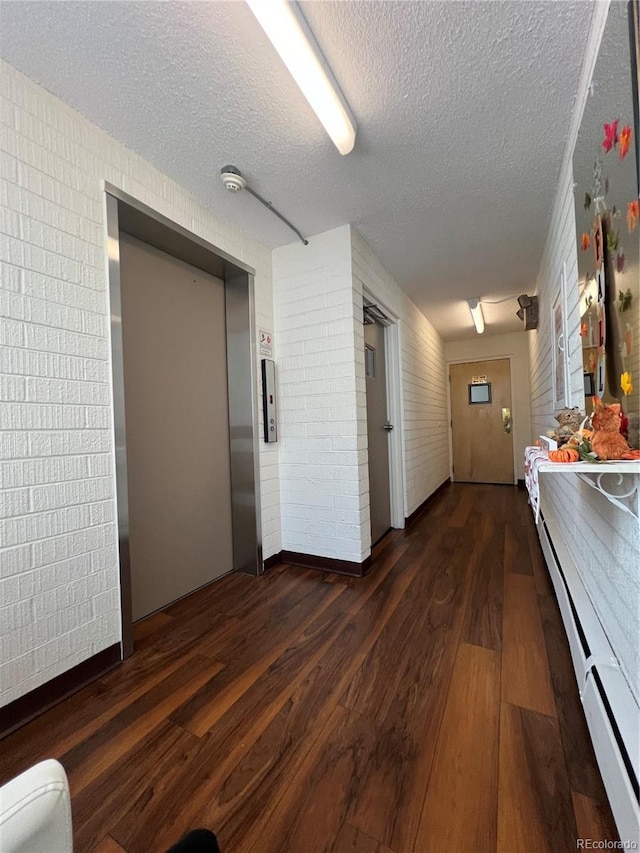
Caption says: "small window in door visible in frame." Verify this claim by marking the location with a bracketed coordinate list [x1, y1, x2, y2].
[365, 345, 376, 379]
[468, 382, 492, 404]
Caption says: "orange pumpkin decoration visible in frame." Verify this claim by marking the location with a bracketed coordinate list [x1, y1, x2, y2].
[549, 448, 580, 463]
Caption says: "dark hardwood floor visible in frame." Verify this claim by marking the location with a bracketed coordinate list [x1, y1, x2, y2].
[0, 483, 618, 852]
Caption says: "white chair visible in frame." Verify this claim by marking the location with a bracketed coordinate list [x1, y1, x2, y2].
[0, 759, 73, 853]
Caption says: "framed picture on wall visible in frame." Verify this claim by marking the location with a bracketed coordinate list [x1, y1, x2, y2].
[551, 264, 570, 409]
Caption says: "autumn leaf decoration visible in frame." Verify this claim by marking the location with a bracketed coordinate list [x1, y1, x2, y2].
[602, 120, 619, 153]
[621, 371, 633, 397]
[601, 121, 633, 159]
[619, 125, 632, 160]
[628, 200, 639, 233]
[581, 232, 591, 251]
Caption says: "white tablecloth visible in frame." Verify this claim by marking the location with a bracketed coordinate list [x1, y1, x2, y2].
[524, 445, 549, 523]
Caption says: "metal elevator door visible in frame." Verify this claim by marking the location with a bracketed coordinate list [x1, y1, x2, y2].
[364, 319, 392, 545]
[119, 234, 234, 620]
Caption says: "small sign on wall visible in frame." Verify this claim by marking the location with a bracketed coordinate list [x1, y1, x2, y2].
[259, 329, 273, 356]
[471, 374, 488, 384]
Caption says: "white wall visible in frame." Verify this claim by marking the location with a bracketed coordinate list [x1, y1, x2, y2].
[0, 62, 280, 707]
[531, 163, 640, 701]
[528, 3, 639, 700]
[272, 225, 450, 564]
[272, 226, 369, 563]
[445, 331, 532, 480]
[529, 165, 585, 433]
[350, 227, 450, 518]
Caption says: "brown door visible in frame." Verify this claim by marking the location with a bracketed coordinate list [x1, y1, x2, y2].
[450, 359, 514, 484]
[120, 234, 233, 621]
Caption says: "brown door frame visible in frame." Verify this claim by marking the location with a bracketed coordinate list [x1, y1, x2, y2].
[446, 354, 517, 485]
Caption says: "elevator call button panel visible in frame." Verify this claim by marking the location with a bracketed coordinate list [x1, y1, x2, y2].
[261, 358, 277, 443]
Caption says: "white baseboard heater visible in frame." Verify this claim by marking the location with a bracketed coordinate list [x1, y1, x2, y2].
[537, 511, 639, 844]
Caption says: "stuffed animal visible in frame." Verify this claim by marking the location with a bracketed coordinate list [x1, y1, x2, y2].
[563, 422, 593, 448]
[548, 407, 585, 444]
[590, 398, 630, 460]
[624, 412, 639, 450]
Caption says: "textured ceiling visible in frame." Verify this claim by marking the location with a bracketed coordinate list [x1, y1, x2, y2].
[0, 0, 596, 339]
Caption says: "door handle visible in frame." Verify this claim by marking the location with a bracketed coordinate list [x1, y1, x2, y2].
[383, 422, 393, 432]
[502, 408, 512, 434]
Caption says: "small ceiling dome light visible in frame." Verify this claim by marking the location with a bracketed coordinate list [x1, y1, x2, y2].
[467, 297, 485, 334]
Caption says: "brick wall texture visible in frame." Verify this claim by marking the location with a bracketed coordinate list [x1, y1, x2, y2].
[1, 61, 450, 707]
[0, 62, 277, 706]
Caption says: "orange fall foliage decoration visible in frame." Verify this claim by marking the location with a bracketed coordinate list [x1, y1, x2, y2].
[619, 125, 632, 160]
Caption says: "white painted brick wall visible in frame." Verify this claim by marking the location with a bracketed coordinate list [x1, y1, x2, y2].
[0, 61, 280, 707]
[351, 227, 450, 518]
[531, 166, 640, 699]
[273, 226, 369, 563]
[273, 225, 449, 564]
[529, 8, 639, 698]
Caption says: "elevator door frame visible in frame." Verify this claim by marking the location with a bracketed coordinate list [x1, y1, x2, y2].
[105, 184, 262, 659]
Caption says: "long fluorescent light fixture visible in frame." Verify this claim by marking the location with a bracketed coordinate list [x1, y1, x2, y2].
[467, 298, 485, 334]
[246, 0, 357, 155]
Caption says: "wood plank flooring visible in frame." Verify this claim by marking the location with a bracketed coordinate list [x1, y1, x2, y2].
[0, 483, 618, 853]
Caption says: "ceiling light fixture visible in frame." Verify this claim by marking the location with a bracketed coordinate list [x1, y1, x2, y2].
[246, 0, 357, 155]
[467, 298, 485, 334]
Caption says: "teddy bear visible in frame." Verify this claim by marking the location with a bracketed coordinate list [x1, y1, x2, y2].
[590, 399, 630, 460]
